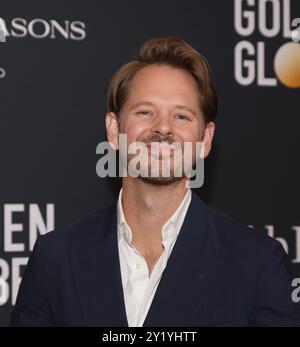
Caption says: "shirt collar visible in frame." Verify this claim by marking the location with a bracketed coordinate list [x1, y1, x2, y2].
[117, 187, 191, 244]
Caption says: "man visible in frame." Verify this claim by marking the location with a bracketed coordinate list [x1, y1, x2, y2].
[10, 36, 299, 327]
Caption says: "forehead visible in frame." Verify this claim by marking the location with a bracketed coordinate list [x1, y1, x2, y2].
[124, 64, 200, 109]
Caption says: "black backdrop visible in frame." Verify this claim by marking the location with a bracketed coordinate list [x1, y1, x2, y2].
[0, 0, 299, 326]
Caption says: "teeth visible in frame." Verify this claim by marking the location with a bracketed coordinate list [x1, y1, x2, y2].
[148, 142, 160, 150]
[170, 143, 181, 150]
[159, 142, 171, 150]
[146, 142, 182, 152]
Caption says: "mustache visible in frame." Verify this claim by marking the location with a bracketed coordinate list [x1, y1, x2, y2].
[139, 134, 182, 149]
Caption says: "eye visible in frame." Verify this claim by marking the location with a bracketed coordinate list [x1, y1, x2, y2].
[136, 110, 151, 116]
[176, 114, 190, 121]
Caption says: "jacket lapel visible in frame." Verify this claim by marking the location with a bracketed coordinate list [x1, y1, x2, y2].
[68, 192, 226, 327]
[143, 192, 227, 327]
[68, 203, 129, 327]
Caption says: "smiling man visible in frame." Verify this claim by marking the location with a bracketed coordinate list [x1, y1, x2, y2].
[10, 36, 300, 327]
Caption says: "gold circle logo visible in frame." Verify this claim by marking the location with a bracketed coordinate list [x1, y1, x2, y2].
[274, 42, 300, 88]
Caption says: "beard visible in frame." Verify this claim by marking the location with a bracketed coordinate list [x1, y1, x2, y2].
[131, 133, 197, 186]
[139, 175, 184, 186]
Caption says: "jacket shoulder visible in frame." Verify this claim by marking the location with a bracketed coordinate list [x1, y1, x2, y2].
[202, 200, 286, 261]
[37, 202, 117, 247]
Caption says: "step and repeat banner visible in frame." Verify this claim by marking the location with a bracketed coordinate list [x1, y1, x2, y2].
[0, 0, 299, 326]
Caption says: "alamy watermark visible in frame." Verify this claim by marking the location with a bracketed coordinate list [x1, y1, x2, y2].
[96, 134, 205, 189]
[292, 278, 300, 303]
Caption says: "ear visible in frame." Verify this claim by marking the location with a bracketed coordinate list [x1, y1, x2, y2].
[105, 112, 120, 150]
[202, 121, 215, 158]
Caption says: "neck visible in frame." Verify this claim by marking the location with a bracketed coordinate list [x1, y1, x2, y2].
[121, 177, 189, 244]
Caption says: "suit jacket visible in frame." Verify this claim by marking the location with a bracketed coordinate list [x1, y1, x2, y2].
[10, 192, 300, 326]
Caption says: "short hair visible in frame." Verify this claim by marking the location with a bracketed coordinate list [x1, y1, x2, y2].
[106, 36, 218, 123]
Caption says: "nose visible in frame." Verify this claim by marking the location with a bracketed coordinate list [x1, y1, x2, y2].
[151, 114, 173, 137]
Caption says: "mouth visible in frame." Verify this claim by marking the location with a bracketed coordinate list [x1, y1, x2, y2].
[146, 142, 173, 155]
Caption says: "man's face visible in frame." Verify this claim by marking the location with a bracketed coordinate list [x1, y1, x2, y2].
[106, 64, 215, 185]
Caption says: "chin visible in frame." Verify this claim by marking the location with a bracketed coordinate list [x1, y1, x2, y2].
[138, 175, 184, 186]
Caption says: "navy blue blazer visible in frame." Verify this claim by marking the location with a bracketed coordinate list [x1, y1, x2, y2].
[10, 192, 300, 326]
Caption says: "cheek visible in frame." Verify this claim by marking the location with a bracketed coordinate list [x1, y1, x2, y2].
[121, 118, 150, 143]
[177, 124, 203, 144]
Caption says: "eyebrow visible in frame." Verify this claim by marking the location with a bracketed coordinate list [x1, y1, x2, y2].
[129, 101, 198, 117]
[129, 101, 155, 111]
[173, 104, 198, 117]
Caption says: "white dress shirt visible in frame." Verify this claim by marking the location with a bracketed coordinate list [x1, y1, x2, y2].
[117, 188, 192, 327]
